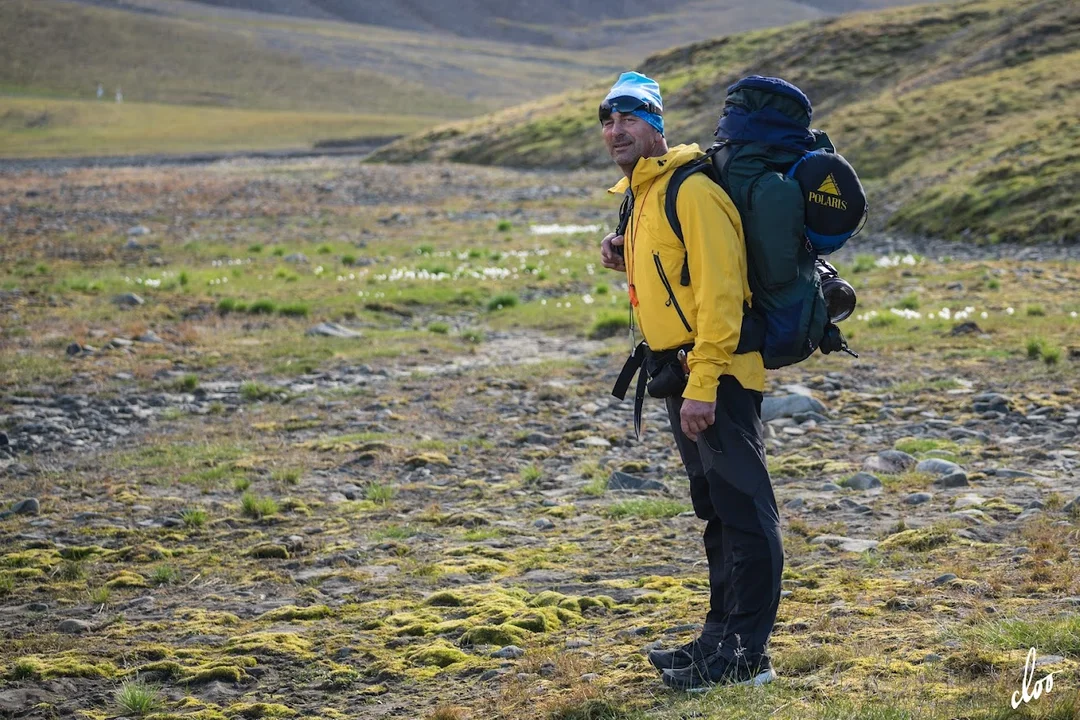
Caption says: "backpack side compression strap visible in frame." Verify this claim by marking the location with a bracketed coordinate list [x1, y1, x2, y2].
[662, 160, 762, 356]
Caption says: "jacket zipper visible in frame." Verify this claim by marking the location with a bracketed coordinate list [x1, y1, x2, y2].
[653, 252, 692, 333]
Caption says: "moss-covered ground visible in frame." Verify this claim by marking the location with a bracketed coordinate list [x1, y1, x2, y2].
[1, 159, 1078, 718]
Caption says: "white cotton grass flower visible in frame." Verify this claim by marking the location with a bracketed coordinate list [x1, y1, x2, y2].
[582, 294, 595, 305]
[530, 224, 602, 235]
[981, 312, 989, 319]
[1071, 311, 1078, 318]
[891, 308, 921, 319]
[874, 254, 919, 268]
[1006, 307, 1015, 315]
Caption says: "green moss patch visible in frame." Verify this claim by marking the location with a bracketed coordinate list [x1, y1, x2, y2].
[259, 604, 333, 621]
[879, 527, 954, 552]
[9, 653, 119, 680]
[407, 640, 469, 668]
[225, 632, 315, 659]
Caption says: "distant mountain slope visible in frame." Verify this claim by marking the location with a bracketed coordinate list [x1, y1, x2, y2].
[0, 0, 481, 116]
[166, 0, 947, 51]
[371, 0, 1079, 244]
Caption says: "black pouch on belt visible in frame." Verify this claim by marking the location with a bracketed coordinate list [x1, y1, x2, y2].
[612, 342, 693, 440]
[644, 346, 690, 399]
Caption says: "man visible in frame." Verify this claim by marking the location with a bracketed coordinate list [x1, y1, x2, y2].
[598, 71, 783, 691]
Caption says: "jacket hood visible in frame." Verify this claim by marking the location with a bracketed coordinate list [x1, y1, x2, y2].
[608, 144, 704, 194]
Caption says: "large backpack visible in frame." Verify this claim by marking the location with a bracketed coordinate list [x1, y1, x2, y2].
[641, 75, 866, 368]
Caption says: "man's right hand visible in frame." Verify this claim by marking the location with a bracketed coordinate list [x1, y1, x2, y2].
[600, 232, 626, 272]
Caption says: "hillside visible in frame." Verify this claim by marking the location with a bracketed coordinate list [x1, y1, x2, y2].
[176, 0, 948, 50]
[370, 0, 1079, 245]
[0, 0, 482, 115]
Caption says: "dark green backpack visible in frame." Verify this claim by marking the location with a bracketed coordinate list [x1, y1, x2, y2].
[660, 76, 865, 368]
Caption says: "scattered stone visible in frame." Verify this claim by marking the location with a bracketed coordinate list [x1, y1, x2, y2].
[904, 492, 933, 506]
[492, 645, 525, 659]
[972, 393, 1012, 413]
[112, 292, 144, 307]
[989, 468, 1034, 479]
[0, 432, 7, 447]
[123, 238, 144, 250]
[0, 689, 51, 714]
[843, 472, 882, 491]
[784, 497, 806, 511]
[810, 535, 879, 553]
[11, 498, 39, 515]
[306, 322, 363, 339]
[863, 450, 916, 474]
[762, 394, 827, 422]
[950, 321, 981, 335]
[607, 472, 667, 493]
[916, 458, 961, 476]
[284, 253, 309, 264]
[533, 518, 555, 531]
[932, 573, 958, 586]
[58, 619, 91, 634]
[580, 673, 600, 682]
[110, 337, 134, 348]
[566, 639, 592, 649]
[135, 330, 163, 343]
[26, 603, 48, 612]
[576, 437, 611, 448]
[521, 432, 557, 446]
[923, 653, 943, 663]
[953, 495, 985, 510]
[127, 225, 150, 236]
[1062, 496, 1080, 514]
[66, 342, 83, 356]
[936, 471, 970, 488]
[479, 669, 506, 681]
[820, 482, 843, 492]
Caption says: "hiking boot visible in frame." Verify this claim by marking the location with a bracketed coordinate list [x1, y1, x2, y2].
[661, 651, 776, 692]
[647, 636, 718, 672]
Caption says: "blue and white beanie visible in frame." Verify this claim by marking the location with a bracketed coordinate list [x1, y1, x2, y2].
[604, 71, 664, 136]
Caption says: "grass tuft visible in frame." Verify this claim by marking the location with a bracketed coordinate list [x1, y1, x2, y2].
[115, 681, 160, 715]
[241, 493, 279, 519]
[487, 294, 518, 312]
[181, 507, 208, 528]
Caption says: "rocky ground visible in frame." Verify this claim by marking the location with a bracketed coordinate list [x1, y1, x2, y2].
[1, 158, 1078, 720]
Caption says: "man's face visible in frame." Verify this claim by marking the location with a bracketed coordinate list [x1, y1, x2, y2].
[602, 112, 657, 167]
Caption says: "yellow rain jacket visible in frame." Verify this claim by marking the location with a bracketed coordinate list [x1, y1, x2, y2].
[609, 143, 765, 402]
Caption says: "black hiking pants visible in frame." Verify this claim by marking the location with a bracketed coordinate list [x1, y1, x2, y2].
[664, 374, 783, 665]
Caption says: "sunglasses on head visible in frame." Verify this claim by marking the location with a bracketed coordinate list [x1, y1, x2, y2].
[598, 95, 662, 123]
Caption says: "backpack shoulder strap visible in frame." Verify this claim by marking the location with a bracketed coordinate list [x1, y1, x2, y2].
[664, 152, 724, 286]
[664, 160, 709, 246]
[615, 187, 633, 237]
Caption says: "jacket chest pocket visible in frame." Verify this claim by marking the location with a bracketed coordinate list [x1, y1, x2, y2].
[652, 251, 693, 333]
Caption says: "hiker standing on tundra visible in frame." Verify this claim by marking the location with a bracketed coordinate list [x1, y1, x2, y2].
[598, 71, 782, 690]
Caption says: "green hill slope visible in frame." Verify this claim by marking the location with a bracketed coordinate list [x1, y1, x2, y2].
[0, 0, 481, 116]
[371, 0, 1079, 244]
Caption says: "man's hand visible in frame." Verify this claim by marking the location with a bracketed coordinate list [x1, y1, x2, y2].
[600, 232, 626, 272]
[681, 399, 715, 442]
